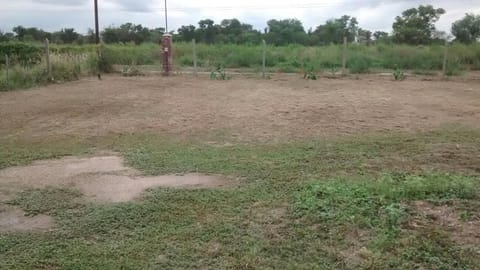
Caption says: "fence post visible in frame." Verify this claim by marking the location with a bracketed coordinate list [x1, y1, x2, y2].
[5, 54, 9, 86]
[442, 39, 449, 77]
[45, 38, 51, 79]
[342, 36, 347, 75]
[262, 39, 266, 78]
[192, 39, 197, 76]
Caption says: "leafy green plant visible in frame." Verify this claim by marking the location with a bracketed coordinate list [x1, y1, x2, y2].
[393, 66, 406, 81]
[210, 64, 229, 80]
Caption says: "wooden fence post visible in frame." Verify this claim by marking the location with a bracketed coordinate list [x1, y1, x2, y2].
[442, 39, 449, 77]
[45, 38, 51, 79]
[192, 39, 197, 76]
[262, 40, 266, 78]
[342, 36, 347, 75]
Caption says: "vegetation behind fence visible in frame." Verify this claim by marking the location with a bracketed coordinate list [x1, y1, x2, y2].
[1, 41, 480, 91]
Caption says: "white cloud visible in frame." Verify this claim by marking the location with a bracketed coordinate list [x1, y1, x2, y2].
[0, 0, 478, 34]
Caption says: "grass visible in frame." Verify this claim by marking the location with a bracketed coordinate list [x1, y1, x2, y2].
[0, 127, 479, 269]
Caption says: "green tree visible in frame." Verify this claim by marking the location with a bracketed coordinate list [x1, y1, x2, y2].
[357, 28, 372, 45]
[217, 19, 261, 44]
[12, 26, 51, 41]
[452, 13, 480, 44]
[392, 5, 445, 44]
[101, 23, 152, 44]
[0, 31, 14, 42]
[373, 31, 389, 40]
[177, 25, 196, 42]
[53, 28, 80, 44]
[197, 19, 218, 44]
[313, 15, 358, 44]
[265, 19, 307, 45]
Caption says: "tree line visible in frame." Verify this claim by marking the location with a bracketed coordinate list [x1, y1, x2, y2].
[1, 5, 479, 45]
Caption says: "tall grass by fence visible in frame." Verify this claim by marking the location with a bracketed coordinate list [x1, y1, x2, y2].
[1, 41, 480, 90]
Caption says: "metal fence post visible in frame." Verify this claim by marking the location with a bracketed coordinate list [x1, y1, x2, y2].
[262, 40, 266, 78]
[193, 39, 197, 76]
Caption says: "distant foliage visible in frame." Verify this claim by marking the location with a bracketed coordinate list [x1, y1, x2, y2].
[0, 42, 42, 66]
[452, 13, 480, 44]
[393, 5, 446, 45]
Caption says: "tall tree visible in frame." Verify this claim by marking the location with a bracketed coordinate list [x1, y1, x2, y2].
[0, 31, 14, 42]
[177, 25, 196, 42]
[452, 13, 480, 44]
[197, 19, 217, 44]
[357, 28, 372, 45]
[53, 28, 80, 44]
[313, 15, 358, 44]
[265, 19, 307, 46]
[373, 31, 389, 40]
[12, 26, 51, 41]
[392, 5, 445, 44]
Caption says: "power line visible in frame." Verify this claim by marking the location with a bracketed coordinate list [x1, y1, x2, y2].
[141, 0, 476, 12]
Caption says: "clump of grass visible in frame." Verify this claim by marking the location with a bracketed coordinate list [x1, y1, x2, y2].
[9, 188, 83, 216]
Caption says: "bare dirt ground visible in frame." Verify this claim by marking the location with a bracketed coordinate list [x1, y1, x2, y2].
[1, 74, 479, 142]
[0, 155, 229, 232]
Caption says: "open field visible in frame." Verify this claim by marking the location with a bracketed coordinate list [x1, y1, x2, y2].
[1, 74, 480, 269]
[2, 74, 480, 141]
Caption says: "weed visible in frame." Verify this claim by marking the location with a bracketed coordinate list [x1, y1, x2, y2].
[393, 66, 406, 81]
[210, 64, 230, 80]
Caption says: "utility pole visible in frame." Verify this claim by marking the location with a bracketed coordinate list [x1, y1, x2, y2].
[94, 0, 101, 79]
[164, 0, 168, 33]
[94, 0, 100, 44]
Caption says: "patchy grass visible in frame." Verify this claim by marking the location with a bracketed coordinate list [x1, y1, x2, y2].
[293, 173, 479, 268]
[0, 128, 479, 269]
[8, 188, 83, 216]
[0, 137, 92, 169]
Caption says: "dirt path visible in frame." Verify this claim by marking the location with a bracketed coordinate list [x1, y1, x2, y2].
[1, 74, 479, 141]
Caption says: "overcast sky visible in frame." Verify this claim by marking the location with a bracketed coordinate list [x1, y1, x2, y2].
[1, 0, 479, 34]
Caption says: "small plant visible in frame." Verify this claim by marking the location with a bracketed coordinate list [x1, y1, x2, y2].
[303, 67, 317, 80]
[210, 64, 229, 80]
[393, 66, 406, 81]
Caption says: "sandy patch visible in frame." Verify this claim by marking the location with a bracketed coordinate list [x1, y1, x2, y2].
[0, 155, 230, 204]
[0, 155, 230, 232]
[412, 201, 480, 247]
